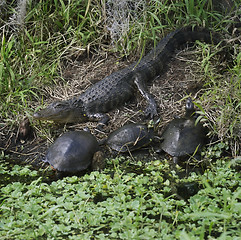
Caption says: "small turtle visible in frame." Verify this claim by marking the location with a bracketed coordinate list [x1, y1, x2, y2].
[45, 131, 103, 173]
[18, 117, 34, 141]
[105, 123, 154, 153]
[160, 97, 207, 164]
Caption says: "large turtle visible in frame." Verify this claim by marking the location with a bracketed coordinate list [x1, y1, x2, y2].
[160, 97, 207, 164]
[105, 123, 154, 153]
[45, 131, 104, 173]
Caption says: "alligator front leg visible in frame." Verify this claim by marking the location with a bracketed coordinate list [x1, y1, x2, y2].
[87, 112, 110, 129]
[134, 74, 157, 118]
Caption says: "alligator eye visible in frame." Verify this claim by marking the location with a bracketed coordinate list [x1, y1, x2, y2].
[52, 101, 68, 109]
[55, 103, 63, 108]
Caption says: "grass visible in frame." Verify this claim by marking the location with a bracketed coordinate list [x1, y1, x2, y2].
[0, 0, 241, 239]
[193, 38, 241, 155]
[0, 0, 103, 120]
[0, 0, 239, 124]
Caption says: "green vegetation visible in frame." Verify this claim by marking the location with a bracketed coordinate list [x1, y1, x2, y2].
[0, 0, 241, 239]
[1, 155, 240, 239]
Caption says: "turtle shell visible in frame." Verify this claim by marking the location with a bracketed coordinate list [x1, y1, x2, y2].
[161, 118, 206, 157]
[45, 131, 99, 172]
[106, 123, 154, 152]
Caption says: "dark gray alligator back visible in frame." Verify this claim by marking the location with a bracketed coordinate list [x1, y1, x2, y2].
[79, 27, 219, 114]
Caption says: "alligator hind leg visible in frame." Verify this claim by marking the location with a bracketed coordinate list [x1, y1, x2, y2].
[134, 74, 157, 118]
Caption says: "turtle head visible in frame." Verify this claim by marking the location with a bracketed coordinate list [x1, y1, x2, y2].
[185, 97, 195, 118]
[33, 99, 88, 123]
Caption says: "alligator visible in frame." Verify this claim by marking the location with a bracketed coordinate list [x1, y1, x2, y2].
[33, 26, 220, 125]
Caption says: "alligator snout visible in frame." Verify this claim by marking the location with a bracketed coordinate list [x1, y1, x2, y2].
[33, 111, 41, 119]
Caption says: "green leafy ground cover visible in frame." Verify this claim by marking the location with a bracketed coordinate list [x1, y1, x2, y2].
[0, 156, 241, 239]
[0, 0, 241, 239]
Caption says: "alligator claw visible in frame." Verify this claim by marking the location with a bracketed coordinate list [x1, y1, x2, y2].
[144, 105, 158, 119]
[96, 123, 105, 131]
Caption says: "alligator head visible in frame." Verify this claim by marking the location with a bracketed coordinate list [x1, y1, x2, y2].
[33, 99, 88, 123]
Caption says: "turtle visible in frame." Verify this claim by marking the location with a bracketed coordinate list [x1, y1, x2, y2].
[105, 123, 154, 153]
[45, 131, 104, 173]
[18, 117, 34, 141]
[160, 97, 207, 164]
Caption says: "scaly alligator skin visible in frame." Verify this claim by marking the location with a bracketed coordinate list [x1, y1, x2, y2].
[33, 26, 219, 124]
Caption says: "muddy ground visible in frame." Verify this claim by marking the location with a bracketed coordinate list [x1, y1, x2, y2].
[0, 44, 223, 172]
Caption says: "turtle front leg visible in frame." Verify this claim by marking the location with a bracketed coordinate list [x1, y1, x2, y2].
[173, 156, 179, 165]
[91, 151, 105, 171]
[133, 75, 157, 118]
